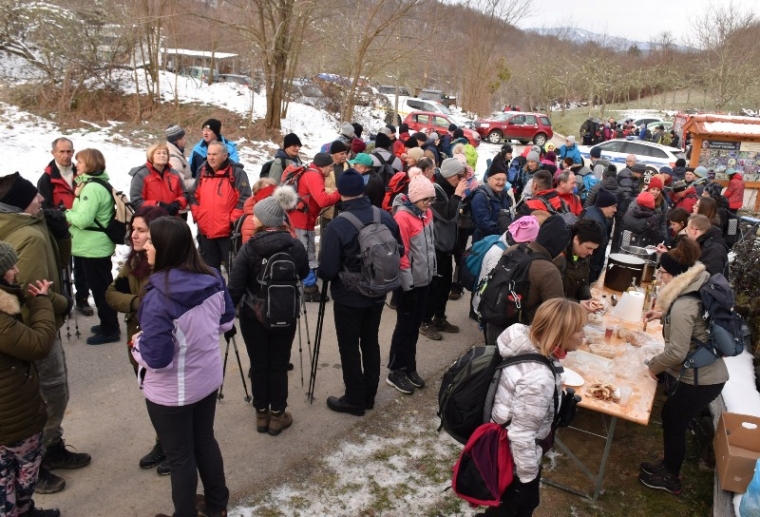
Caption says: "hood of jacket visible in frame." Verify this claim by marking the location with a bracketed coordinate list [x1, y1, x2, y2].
[0, 283, 22, 315]
[658, 262, 708, 313]
[146, 269, 226, 309]
[698, 225, 725, 246]
[572, 165, 592, 177]
[497, 323, 541, 359]
[249, 230, 298, 256]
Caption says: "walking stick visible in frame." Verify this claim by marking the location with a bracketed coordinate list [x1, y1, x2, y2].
[298, 289, 313, 387]
[218, 332, 252, 403]
[306, 280, 329, 404]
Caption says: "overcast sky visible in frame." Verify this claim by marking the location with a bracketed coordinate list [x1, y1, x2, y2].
[526, 0, 760, 45]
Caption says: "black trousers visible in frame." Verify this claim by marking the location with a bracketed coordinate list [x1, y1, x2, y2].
[388, 285, 430, 373]
[450, 227, 472, 293]
[423, 251, 453, 323]
[483, 471, 541, 517]
[239, 312, 295, 412]
[78, 256, 119, 335]
[198, 235, 231, 272]
[661, 378, 724, 476]
[146, 391, 228, 517]
[333, 302, 383, 408]
[72, 256, 90, 304]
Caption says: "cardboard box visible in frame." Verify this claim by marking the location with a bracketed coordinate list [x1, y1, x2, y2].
[714, 412, 760, 493]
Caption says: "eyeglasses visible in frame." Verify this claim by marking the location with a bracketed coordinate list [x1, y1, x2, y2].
[419, 197, 435, 204]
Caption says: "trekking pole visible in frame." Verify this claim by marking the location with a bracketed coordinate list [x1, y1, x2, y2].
[61, 263, 80, 340]
[306, 280, 329, 404]
[231, 334, 252, 402]
[218, 337, 231, 400]
[297, 302, 304, 387]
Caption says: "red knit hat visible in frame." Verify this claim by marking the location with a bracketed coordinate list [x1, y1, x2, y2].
[647, 176, 663, 190]
[637, 191, 655, 210]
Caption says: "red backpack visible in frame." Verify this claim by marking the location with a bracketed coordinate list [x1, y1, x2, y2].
[382, 172, 409, 212]
[280, 164, 308, 212]
[452, 423, 514, 507]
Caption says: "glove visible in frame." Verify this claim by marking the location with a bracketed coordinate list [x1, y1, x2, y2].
[167, 201, 181, 216]
[42, 209, 70, 239]
[62, 293, 74, 316]
[224, 326, 237, 344]
[402, 288, 418, 313]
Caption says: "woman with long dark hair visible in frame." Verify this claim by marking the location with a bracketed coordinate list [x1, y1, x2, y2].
[132, 217, 235, 517]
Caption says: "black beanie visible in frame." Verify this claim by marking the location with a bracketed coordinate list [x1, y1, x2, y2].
[399, 123, 409, 134]
[659, 252, 690, 276]
[352, 122, 364, 140]
[330, 140, 348, 154]
[486, 160, 507, 178]
[536, 215, 571, 258]
[448, 123, 458, 132]
[0, 172, 39, 211]
[375, 132, 391, 150]
[595, 188, 618, 208]
[404, 136, 418, 149]
[202, 118, 222, 139]
[283, 132, 302, 148]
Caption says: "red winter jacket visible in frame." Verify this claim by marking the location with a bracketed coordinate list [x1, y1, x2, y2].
[557, 191, 583, 216]
[287, 165, 340, 231]
[724, 174, 744, 210]
[521, 189, 567, 214]
[674, 186, 698, 213]
[191, 161, 251, 239]
[240, 184, 276, 244]
[129, 162, 188, 211]
[37, 161, 78, 210]
[392, 139, 405, 158]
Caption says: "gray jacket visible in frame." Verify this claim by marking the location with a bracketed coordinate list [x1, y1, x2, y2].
[392, 195, 436, 290]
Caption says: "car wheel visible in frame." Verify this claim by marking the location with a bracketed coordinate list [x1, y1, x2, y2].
[533, 133, 547, 146]
[487, 130, 502, 144]
[645, 166, 659, 176]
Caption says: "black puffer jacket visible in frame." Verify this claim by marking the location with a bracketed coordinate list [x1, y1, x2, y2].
[697, 225, 729, 277]
[622, 203, 661, 247]
[585, 169, 621, 208]
[227, 230, 310, 313]
[615, 168, 637, 214]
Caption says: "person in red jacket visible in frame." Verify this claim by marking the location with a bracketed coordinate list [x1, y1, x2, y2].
[554, 169, 583, 215]
[190, 141, 251, 272]
[517, 170, 569, 216]
[37, 137, 95, 316]
[241, 178, 277, 245]
[129, 143, 188, 214]
[288, 152, 341, 301]
[723, 169, 744, 214]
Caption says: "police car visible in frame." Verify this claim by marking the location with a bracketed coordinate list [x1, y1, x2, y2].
[577, 137, 686, 172]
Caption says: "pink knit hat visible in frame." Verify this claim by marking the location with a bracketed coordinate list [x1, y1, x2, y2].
[407, 166, 423, 179]
[408, 175, 436, 203]
[508, 216, 540, 243]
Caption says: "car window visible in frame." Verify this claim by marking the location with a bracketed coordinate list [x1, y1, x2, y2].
[648, 147, 668, 159]
[622, 143, 648, 156]
[408, 99, 423, 110]
[495, 113, 511, 122]
[525, 115, 537, 125]
[539, 117, 551, 126]
[511, 115, 525, 125]
[433, 116, 449, 129]
[600, 141, 627, 153]
[422, 102, 438, 112]
[416, 114, 430, 125]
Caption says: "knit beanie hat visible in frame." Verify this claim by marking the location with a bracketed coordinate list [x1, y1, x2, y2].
[631, 163, 647, 174]
[659, 252, 690, 276]
[340, 122, 356, 139]
[536, 215, 571, 258]
[672, 180, 687, 193]
[544, 151, 557, 163]
[412, 132, 428, 143]
[330, 140, 348, 154]
[408, 175, 436, 203]
[0, 172, 39, 210]
[407, 167, 423, 179]
[566, 135, 576, 145]
[675, 158, 686, 168]
[637, 191, 655, 210]
[313, 152, 333, 167]
[659, 166, 673, 176]
[399, 123, 409, 134]
[0, 241, 18, 275]
[351, 138, 366, 155]
[526, 151, 540, 163]
[448, 123, 458, 132]
[487, 160, 508, 178]
[440, 158, 464, 179]
[378, 126, 393, 136]
[590, 146, 602, 158]
[694, 166, 708, 178]
[337, 168, 365, 197]
[202, 118, 222, 139]
[595, 188, 618, 208]
[283, 133, 302, 148]
[407, 147, 425, 162]
[165, 124, 185, 143]
[375, 132, 392, 150]
[509, 216, 540, 243]
[254, 186, 297, 227]
[647, 176, 663, 190]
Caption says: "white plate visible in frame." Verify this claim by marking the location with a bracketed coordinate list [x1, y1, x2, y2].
[561, 367, 585, 387]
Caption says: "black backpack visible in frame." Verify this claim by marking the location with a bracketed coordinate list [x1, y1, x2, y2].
[84, 177, 134, 245]
[245, 251, 300, 329]
[260, 156, 286, 179]
[372, 151, 396, 187]
[477, 244, 550, 327]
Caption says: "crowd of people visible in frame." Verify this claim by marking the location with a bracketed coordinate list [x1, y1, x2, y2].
[0, 116, 746, 516]
[580, 116, 683, 149]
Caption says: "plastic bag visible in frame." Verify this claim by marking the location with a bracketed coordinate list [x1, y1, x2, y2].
[740, 459, 760, 517]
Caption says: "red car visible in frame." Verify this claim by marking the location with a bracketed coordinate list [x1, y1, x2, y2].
[403, 111, 480, 147]
[474, 111, 553, 146]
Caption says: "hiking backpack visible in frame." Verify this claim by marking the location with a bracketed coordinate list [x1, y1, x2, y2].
[337, 207, 401, 298]
[245, 251, 300, 329]
[457, 186, 512, 231]
[464, 143, 478, 170]
[580, 174, 599, 202]
[677, 273, 745, 372]
[477, 244, 550, 327]
[430, 183, 458, 254]
[280, 165, 309, 212]
[452, 423, 514, 507]
[382, 172, 409, 212]
[230, 214, 249, 257]
[259, 156, 286, 179]
[524, 191, 578, 227]
[84, 178, 134, 245]
[372, 151, 396, 187]
[459, 235, 507, 292]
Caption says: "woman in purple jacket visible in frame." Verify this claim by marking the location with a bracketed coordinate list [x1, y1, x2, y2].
[131, 217, 235, 517]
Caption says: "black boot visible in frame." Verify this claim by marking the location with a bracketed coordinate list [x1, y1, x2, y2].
[139, 440, 165, 469]
[43, 439, 91, 470]
[26, 500, 61, 517]
[33, 467, 65, 494]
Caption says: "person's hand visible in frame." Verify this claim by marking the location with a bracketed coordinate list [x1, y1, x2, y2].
[655, 243, 668, 254]
[224, 326, 237, 344]
[579, 299, 602, 313]
[43, 208, 66, 221]
[647, 368, 659, 381]
[454, 178, 468, 197]
[27, 279, 53, 298]
[167, 201, 181, 216]
[644, 310, 662, 322]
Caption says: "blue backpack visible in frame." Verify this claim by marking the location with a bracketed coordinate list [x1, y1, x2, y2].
[581, 174, 598, 201]
[459, 235, 507, 292]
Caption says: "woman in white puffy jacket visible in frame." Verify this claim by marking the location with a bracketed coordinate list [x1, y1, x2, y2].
[482, 298, 586, 517]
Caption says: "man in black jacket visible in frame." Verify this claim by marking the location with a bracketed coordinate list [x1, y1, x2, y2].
[580, 188, 618, 283]
[318, 170, 404, 416]
[419, 158, 468, 340]
[348, 154, 384, 208]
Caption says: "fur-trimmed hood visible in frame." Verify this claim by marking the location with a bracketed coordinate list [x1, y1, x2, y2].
[658, 262, 708, 313]
[0, 285, 21, 315]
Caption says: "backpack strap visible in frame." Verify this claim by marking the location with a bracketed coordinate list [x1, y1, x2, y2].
[82, 177, 115, 233]
[338, 210, 365, 232]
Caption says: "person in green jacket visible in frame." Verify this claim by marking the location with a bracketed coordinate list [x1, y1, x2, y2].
[64, 148, 120, 345]
[0, 241, 61, 517]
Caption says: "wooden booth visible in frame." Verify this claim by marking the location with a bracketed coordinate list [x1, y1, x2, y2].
[683, 114, 760, 212]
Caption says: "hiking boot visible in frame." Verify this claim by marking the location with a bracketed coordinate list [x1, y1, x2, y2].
[156, 460, 170, 476]
[255, 409, 270, 434]
[268, 411, 293, 436]
[640, 460, 667, 476]
[43, 439, 91, 470]
[326, 396, 365, 416]
[34, 467, 65, 494]
[433, 316, 460, 333]
[75, 300, 94, 316]
[386, 370, 415, 394]
[639, 469, 682, 494]
[303, 286, 320, 302]
[406, 370, 426, 389]
[26, 501, 60, 517]
[86, 332, 121, 345]
[419, 323, 442, 341]
[448, 290, 462, 301]
[139, 440, 165, 469]
[90, 325, 100, 334]
[287, 362, 294, 371]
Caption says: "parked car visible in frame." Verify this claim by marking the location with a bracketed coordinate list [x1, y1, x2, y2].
[403, 111, 480, 147]
[379, 85, 412, 96]
[417, 88, 457, 108]
[632, 117, 663, 128]
[473, 111, 553, 146]
[646, 120, 673, 132]
[180, 66, 218, 82]
[285, 79, 328, 109]
[577, 137, 687, 173]
[218, 74, 254, 89]
[393, 97, 470, 127]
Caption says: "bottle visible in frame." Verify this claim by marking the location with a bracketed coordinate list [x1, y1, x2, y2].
[648, 279, 659, 310]
[627, 277, 638, 292]
[601, 294, 609, 312]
